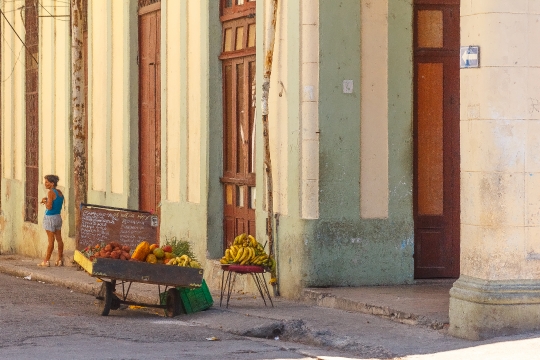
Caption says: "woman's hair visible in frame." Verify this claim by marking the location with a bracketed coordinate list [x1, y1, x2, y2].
[44, 174, 60, 186]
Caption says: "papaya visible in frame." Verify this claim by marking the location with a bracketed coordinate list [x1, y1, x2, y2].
[132, 241, 151, 261]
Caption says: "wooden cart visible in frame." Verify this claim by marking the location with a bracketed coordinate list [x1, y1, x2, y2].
[74, 250, 203, 316]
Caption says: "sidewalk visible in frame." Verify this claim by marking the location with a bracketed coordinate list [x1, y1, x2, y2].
[1, 253, 539, 359]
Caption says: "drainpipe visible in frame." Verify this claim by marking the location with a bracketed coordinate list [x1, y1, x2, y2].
[262, 0, 278, 294]
[71, 0, 87, 247]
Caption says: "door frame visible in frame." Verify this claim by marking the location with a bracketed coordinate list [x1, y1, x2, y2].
[413, 0, 460, 278]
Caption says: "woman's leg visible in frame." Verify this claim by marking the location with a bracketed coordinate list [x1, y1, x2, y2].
[45, 230, 55, 261]
[55, 229, 64, 260]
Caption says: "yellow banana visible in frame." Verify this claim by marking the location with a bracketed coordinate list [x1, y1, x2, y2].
[230, 245, 239, 258]
[245, 248, 253, 264]
[220, 258, 228, 264]
[238, 248, 251, 263]
[233, 247, 244, 263]
[224, 249, 232, 261]
[248, 235, 257, 248]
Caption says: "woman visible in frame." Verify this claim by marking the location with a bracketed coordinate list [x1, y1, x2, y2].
[38, 175, 64, 267]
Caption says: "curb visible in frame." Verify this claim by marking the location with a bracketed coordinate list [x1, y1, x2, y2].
[0, 262, 98, 296]
[302, 289, 448, 330]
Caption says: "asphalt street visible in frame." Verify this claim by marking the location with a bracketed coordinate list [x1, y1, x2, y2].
[0, 273, 348, 360]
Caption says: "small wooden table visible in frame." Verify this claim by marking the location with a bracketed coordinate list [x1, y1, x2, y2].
[219, 265, 274, 308]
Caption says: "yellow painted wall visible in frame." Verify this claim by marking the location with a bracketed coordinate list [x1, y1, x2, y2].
[187, 0, 202, 204]
[360, 0, 389, 219]
[111, 0, 125, 194]
[165, 0, 183, 203]
[87, 0, 134, 200]
[89, 0, 109, 192]
[39, 0, 71, 224]
[1, 1, 25, 181]
[267, 0, 290, 216]
[300, 0, 319, 219]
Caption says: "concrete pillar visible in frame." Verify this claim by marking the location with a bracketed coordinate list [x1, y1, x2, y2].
[449, 1, 540, 340]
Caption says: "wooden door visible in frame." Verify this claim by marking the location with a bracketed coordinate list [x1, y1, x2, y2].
[139, 3, 161, 220]
[413, 0, 460, 278]
[220, 0, 256, 249]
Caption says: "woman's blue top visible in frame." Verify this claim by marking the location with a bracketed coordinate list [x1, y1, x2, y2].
[45, 189, 64, 215]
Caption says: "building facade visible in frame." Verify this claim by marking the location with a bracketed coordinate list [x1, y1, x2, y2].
[0, 0, 539, 340]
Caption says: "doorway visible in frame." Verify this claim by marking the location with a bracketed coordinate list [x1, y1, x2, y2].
[413, 0, 460, 278]
[138, 1, 161, 222]
[220, 0, 257, 249]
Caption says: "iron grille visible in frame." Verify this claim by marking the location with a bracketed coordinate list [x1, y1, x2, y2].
[25, 0, 39, 224]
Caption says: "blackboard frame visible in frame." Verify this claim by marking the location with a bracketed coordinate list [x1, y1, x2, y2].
[78, 203, 159, 250]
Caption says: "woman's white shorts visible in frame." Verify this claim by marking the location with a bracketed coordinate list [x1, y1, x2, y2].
[43, 214, 62, 232]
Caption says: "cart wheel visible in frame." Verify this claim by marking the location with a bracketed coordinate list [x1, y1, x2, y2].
[98, 282, 113, 316]
[111, 294, 121, 311]
[96, 282, 106, 301]
[165, 288, 181, 317]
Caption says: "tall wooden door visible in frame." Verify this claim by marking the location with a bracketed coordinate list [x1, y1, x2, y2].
[139, 2, 161, 220]
[413, 0, 460, 278]
[220, 0, 257, 249]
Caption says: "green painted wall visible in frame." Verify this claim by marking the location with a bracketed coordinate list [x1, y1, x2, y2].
[306, 0, 414, 286]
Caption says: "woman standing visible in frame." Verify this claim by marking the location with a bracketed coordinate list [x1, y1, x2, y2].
[38, 175, 64, 267]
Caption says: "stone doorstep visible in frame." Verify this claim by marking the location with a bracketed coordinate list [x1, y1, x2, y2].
[302, 288, 449, 330]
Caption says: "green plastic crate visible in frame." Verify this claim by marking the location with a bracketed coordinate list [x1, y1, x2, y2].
[178, 279, 213, 314]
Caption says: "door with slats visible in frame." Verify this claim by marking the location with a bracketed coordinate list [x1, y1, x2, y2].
[139, 1, 161, 223]
[220, 0, 256, 249]
[413, 0, 460, 278]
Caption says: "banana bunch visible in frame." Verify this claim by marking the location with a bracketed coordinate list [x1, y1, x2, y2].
[220, 233, 275, 269]
[167, 254, 201, 268]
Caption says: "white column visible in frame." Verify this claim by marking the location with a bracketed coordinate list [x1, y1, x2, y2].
[450, 1, 540, 340]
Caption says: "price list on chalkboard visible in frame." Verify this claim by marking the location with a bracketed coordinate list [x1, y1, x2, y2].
[78, 205, 158, 250]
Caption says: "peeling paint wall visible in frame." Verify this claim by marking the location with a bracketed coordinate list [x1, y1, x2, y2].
[0, 0, 74, 257]
[308, 0, 414, 287]
[253, 0, 413, 297]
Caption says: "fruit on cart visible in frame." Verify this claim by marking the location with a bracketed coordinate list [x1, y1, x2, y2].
[153, 247, 165, 259]
[166, 254, 201, 268]
[145, 253, 157, 264]
[164, 252, 173, 259]
[149, 243, 159, 252]
[162, 245, 173, 253]
[83, 241, 133, 261]
[132, 241, 151, 261]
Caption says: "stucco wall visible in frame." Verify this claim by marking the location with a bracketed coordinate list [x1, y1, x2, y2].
[87, 0, 138, 209]
[306, 0, 414, 287]
[460, 0, 540, 281]
[0, 0, 73, 257]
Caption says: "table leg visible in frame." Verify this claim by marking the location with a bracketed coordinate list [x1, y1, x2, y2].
[219, 268, 227, 307]
[225, 271, 236, 308]
[251, 273, 268, 306]
[260, 273, 274, 307]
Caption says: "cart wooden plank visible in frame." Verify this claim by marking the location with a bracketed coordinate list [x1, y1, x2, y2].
[74, 250, 203, 288]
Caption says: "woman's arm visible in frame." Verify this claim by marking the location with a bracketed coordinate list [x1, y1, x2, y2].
[45, 189, 55, 210]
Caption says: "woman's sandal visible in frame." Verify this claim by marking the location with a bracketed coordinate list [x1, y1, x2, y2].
[37, 260, 50, 267]
[55, 259, 64, 267]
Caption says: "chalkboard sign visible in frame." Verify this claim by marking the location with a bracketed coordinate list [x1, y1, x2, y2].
[78, 204, 158, 250]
